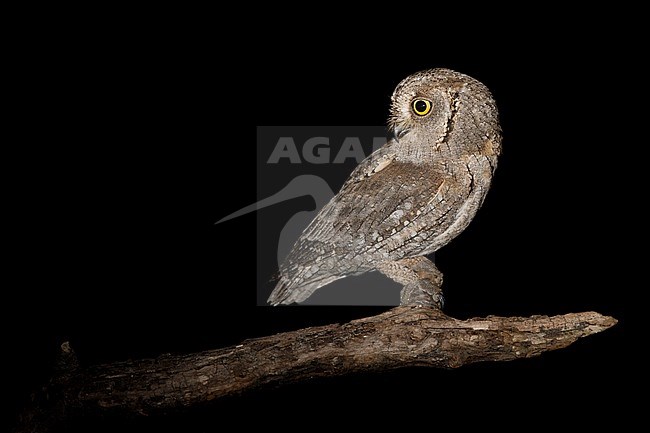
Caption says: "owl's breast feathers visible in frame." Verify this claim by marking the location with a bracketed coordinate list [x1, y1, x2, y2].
[269, 142, 495, 304]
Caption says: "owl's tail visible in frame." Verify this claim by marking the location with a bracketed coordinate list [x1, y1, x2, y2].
[267, 274, 343, 306]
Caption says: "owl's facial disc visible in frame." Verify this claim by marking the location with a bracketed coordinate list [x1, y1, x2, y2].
[390, 87, 454, 145]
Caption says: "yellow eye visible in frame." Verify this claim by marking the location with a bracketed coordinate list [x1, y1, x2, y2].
[412, 99, 432, 116]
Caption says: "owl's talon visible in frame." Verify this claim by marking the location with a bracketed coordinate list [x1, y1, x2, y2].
[378, 256, 444, 310]
[400, 281, 444, 309]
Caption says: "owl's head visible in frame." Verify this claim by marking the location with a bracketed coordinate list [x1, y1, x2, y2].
[388, 68, 501, 159]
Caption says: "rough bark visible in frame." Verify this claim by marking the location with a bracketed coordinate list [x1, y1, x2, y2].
[14, 307, 616, 432]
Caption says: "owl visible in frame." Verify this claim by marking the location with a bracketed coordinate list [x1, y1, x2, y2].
[268, 68, 501, 306]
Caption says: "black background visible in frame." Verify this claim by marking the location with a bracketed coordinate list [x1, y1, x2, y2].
[6, 25, 632, 431]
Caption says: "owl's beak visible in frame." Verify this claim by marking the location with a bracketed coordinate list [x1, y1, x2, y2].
[392, 125, 408, 142]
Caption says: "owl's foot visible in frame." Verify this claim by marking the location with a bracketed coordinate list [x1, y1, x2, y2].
[377, 256, 444, 309]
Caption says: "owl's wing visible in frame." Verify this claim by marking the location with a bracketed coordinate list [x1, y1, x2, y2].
[343, 138, 400, 183]
[268, 142, 470, 305]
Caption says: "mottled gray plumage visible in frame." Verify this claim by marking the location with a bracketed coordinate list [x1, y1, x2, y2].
[268, 68, 501, 306]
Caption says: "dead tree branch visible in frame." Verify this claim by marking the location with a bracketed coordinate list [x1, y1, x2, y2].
[15, 307, 616, 432]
